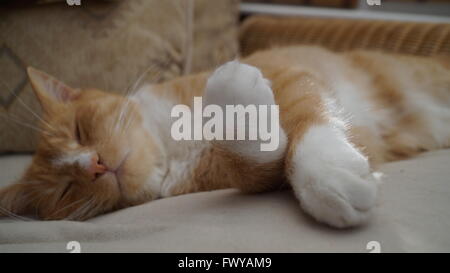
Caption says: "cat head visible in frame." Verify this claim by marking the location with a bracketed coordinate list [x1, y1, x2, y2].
[0, 68, 161, 220]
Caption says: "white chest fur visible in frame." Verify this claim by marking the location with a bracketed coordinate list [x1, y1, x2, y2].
[131, 85, 209, 197]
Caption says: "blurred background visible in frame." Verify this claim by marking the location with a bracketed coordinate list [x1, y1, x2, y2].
[0, 0, 449, 153]
[242, 0, 450, 17]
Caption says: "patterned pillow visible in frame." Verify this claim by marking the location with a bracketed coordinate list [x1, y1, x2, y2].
[0, 0, 239, 152]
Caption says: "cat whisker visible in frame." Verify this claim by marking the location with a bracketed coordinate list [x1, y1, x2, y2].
[0, 206, 34, 221]
[127, 64, 160, 96]
[82, 198, 101, 220]
[123, 113, 136, 133]
[88, 199, 106, 220]
[6, 87, 55, 131]
[50, 198, 86, 219]
[115, 63, 159, 133]
[115, 102, 129, 133]
[65, 197, 94, 221]
[66, 198, 91, 220]
[114, 59, 171, 135]
[124, 59, 170, 98]
[34, 194, 49, 218]
[0, 114, 54, 136]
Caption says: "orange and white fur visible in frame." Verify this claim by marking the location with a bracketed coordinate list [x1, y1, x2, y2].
[1, 46, 449, 228]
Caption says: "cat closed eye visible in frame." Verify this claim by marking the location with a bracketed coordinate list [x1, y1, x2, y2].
[75, 121, 86, 145]
[75, 122, 83, 144]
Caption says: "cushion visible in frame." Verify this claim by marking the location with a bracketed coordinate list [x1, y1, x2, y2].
[0, 0, 238, 152]
[1, 149, 450, 252]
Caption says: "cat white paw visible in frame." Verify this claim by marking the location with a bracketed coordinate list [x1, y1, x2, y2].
[298, 168, 379, 228]
[205, 60, 275, 107]
[291, 123, 380, 228]
[204, 60, 286, 163]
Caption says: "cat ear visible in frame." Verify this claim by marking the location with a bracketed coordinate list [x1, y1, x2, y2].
[27, 67, 80, 109]
[0, 183, 31, 218]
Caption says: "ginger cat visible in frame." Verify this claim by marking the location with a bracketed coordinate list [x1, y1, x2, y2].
[1, 46, 449, 228]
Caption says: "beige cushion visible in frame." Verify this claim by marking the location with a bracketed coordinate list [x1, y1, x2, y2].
[0, 0, 238, 152]
[1, 149, 450, 252]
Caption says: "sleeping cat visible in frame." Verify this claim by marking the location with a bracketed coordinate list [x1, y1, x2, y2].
[1, 46, 449, 228]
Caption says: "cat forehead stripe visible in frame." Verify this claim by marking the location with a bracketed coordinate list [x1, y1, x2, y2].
[53, 151, 94, 169]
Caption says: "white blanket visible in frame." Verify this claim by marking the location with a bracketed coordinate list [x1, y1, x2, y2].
[1, 150, 450, 252]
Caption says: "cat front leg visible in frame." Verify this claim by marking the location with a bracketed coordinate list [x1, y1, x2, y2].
[288, 119, 380, 228]
[193, 60, 288, 193]
[204, 60, 288, 164]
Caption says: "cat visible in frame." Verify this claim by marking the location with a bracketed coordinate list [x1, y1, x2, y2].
[1, 46, 449, 228]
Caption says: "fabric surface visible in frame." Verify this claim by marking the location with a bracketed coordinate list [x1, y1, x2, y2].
[1, 149, 449, 252]
[0, 0, 238, 152]
[240, 16, 450, 58]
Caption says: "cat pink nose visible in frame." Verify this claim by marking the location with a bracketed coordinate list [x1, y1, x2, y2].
[88, 153, 107, 178]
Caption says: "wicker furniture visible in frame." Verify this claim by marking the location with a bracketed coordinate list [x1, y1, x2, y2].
[240, 15, 450, 57]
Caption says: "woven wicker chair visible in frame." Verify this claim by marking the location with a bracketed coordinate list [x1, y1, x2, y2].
[240, 16, 450, 57]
